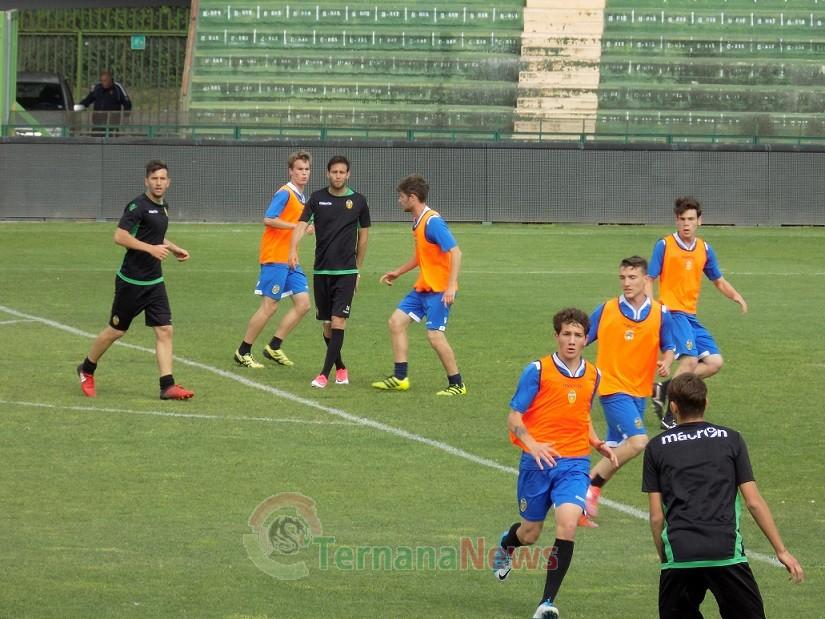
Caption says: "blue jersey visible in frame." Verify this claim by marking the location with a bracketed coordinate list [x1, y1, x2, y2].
[423, 214, 457, 252]
[265, 183, 306, 219]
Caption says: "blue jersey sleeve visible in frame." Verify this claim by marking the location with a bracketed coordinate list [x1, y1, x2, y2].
[703, 242, 723, 281]
[265, 189, 290, 219]
[587, 304, 605, 345]
[659, 306, 677, 352]
[648, 239, 666, 279]
[509, 362, 541, 413]
[424, 216, 457, 252]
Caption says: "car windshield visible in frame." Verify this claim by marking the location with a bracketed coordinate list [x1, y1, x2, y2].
[17, 81, 66, 110]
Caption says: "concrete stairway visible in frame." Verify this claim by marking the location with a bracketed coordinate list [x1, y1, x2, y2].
[515, 0, 605, 135]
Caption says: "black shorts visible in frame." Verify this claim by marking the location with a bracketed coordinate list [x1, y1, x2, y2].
[313, 273, 357, 321]
[659, 563, 765, 619]
[109, 276, 172, 331]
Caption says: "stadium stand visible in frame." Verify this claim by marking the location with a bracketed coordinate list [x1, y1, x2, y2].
[182, 0, 825, 139]
[597, 0, 825, 138]
[186, 1, 525, 134]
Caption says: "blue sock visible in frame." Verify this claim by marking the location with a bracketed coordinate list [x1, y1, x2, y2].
[394, 362, 408, 380]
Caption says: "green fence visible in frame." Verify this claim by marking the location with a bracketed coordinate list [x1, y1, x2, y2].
[7, 111, 825, 145]
[17, 7, 188, 114]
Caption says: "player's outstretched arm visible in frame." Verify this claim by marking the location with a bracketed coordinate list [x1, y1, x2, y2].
[656, 349, 675, 377]
[644, 274, 657, 300]
[288, 221, 309, 269]
[588, 422, 618, 467]
[739, 481, 804, 583]
[163, 238, 189, 261]
[264, 215, 298, 230]
[713, 276, 748, 314]
[379, 255, 419, 285]
[507, 410, 559, 470]
[114, 228, 169, 261]
[442, 246, 462, 306]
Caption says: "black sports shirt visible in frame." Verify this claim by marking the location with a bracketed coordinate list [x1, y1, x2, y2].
[642, 421, 755, 569]
[300, 187, 371, 274]
[116, 193, 169, 285]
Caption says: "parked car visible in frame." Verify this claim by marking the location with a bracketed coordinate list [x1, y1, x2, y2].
[17, 72, 74, 111]
[12, 72, 75, 136]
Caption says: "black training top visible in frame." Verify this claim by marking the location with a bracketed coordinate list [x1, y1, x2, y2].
[642, 421, 755, 569]
[116, 193, 169, 285]
[79, 81, 132, 111]
[300, 187, 371, 274]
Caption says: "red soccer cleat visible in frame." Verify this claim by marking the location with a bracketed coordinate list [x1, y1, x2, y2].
[76, 364, 96, 398]
[578, 513, 599, 528]
[585, 485, 602, 519]
[160, 384, 194, 400]
[310, 374, 328, 389]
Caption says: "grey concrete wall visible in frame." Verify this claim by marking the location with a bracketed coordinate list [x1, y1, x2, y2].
[2, 139, 822, 225]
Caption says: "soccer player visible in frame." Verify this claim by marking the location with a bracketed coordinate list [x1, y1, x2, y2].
[288, 155, 370, 388]
[647, 196, 748, 428]
[492, 308, 617, 619]
[233, 150, 312, 369]
[579, 256, 676, 527]
[76, 160, 193, 400]
[371, 174, 465, 396]
[643, 373, 804, 618]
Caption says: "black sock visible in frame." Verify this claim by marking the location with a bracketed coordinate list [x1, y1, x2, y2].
[81, 357, 97, 375]
[324, 335, 345, 369]
[269, 336, 283, 350]
[591, 474, 607, 489]
[238, 341, 252, 356]
[659, 378, 671, 396]
[500, 522, 524, 553]
[543, 539, 574, 604]
[448, 372, 462, 386]
[394, 362, 408, 380]
[321, 329, 345, 377]
[159, 374, 174, 391]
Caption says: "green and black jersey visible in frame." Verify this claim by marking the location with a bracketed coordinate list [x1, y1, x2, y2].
[642, 421, 755, 569]
[300, 187, 370, 274]
[116, 193, 169, 285]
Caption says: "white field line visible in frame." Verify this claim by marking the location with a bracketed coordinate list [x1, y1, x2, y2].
[0, 319, 36, 325]
[0, 399, 358, 426]
[0, 304, 782, 568]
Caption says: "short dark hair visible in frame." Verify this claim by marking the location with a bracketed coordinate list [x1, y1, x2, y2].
[668, 373, 707, 418]
[327, 155, 350, 172]
[288, 150, 311, 169]
[100, 69, 113, 78]
[674, 196, 702, 217]
[620, 255, 648, 274]
[396, 174, 429, 203]
[145, 159, 168, 177]
[552, 307, 590, 336]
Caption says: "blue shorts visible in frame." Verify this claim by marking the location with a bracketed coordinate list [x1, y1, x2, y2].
[600, 393, 647, 446]
[397, 290, 453, 331]
[516, 454, 589, 522]
[670, 312, 720, 359]
[254, 264, 308, 301]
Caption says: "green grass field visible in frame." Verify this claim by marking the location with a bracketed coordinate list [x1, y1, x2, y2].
[1, 222, 823, 618]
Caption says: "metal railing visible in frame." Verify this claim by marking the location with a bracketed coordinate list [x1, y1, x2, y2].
[6, 111, 825, 145]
